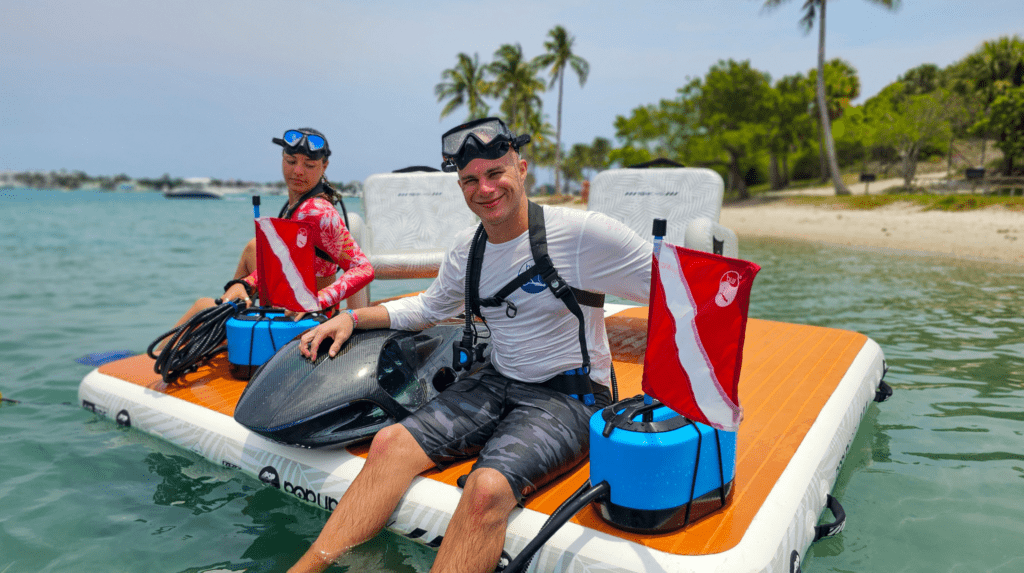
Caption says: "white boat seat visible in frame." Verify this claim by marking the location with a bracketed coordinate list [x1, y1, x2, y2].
[346, 170, 477, 307]
[587, 166, 738, 258]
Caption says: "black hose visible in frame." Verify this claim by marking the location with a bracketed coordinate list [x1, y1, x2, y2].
[610, 364, 618, 403]
[500, 481, 611, 573]
[147, 299, 242, 384]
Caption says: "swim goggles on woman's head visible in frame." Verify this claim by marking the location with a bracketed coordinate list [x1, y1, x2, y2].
[440, 117, 530, 172]
[272, 129, 331, 159]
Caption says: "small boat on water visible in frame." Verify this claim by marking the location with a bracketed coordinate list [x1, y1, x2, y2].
[163, 185, 223, 199]
[80, 167, 889, 572]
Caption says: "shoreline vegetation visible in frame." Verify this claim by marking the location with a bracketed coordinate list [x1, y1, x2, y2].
[536, 166, 1024, 266]
[8, 166, 1021, 266]
[0, 172, 363, 195]
[538, 192, 1023, 266]
[8, 160, 1022, 266]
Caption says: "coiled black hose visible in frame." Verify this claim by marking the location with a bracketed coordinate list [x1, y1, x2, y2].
[147, 299, 242, 384]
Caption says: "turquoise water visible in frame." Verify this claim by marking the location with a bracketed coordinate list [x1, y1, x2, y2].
[1, 189, 1022, 572]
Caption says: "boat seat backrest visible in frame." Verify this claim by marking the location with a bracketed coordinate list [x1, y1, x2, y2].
[588, 167, 722, 240]
[587, 167, 738, 257]
[359, 171, 477, 280]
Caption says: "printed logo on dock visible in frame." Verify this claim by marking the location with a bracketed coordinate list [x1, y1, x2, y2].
[258, 465, 281, 489]
[283, 481, 339, 511]
[115, 410, 131, 428]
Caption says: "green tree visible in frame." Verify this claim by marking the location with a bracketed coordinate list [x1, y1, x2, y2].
[868, 83, 953, 186]
[683, 59, 773, 199]
[612, 104, 671, 163]
[519, 117, 556, 189]
[435, 52, 491, 121]
[836, 104, 876, 186]
[808, 58, 861, 120]
[561, 143, 589, 187]
[611, 95, 700, 167]
[585, 136, 612, 175]
[487, 43, 546, 136]
[807, 58, 860, 180]
[534, 25, 590, 195]
[973, 86, 1024, 174]
[948, 35, 1024, 166]
[767, 73, 814, 188]
[898, 63, 944, 95]
[559, 137, 612, 189]
[762, 0, 902, 195]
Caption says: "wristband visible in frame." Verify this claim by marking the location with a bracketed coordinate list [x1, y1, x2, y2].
[345, 309, 359, 328]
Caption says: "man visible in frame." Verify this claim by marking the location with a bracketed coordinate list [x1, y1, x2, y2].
[289, 118, 651, 573]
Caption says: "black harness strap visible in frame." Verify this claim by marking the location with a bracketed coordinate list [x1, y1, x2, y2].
[525, 201, 594, 371]
[467, 201, 604, 400]
[278, 183, 324, 219]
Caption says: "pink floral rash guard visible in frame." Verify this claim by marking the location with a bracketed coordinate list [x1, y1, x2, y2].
[243, 196, 374, 310]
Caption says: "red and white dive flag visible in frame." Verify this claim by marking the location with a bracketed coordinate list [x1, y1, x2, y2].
[254, 217, 320, 312]
[641, 242, 760, 431]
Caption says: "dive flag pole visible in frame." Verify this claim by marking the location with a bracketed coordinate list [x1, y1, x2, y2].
[651, 218, 667, 259]
[252, 195, 261, 219]
[646, 218, 668, 407]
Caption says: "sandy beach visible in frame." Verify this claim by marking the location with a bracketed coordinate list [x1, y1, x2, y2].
[720, 201, 1024, 265]
[719, 173, 1024, 265]
[555, 171, 1024, 266]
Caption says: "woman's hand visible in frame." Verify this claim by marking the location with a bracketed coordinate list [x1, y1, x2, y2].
[299, 312, 354, 361]
[223, 283, 252, 307]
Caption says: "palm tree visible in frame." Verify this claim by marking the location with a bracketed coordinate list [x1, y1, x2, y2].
[435, 52, 490, 121]
[487, 43, 546, 137]
[762, 0, 901, 195]
[808, 58, 860, 181]
[534, 25, 590, 194]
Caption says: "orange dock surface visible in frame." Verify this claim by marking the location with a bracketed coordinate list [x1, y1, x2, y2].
[98, 308, 867, 556]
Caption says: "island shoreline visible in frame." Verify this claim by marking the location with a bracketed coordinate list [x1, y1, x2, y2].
[719, 200, 1024, 266]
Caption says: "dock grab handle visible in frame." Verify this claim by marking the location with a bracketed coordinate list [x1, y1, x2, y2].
[812, 494, 846, 542]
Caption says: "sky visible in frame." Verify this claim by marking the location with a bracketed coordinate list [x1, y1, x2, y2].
[2, 0, 1022, 185]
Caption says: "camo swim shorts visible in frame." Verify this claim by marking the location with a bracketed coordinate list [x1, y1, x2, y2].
[400, 363, 611, 501]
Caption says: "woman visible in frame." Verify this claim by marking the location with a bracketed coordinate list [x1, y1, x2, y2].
[165, 128, 373, 337]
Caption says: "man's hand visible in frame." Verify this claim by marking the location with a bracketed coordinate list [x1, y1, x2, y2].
[299, 312, 354, 361]
[284, 309, 308, 322]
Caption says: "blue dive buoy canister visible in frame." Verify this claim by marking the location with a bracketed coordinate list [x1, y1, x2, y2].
[226, 308, 322, 380]
[589, 395, 737, 533]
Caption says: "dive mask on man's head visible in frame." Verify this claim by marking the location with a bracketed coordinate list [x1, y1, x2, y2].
[440, 117, 530, 172]
[273, 128, 331, 160]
